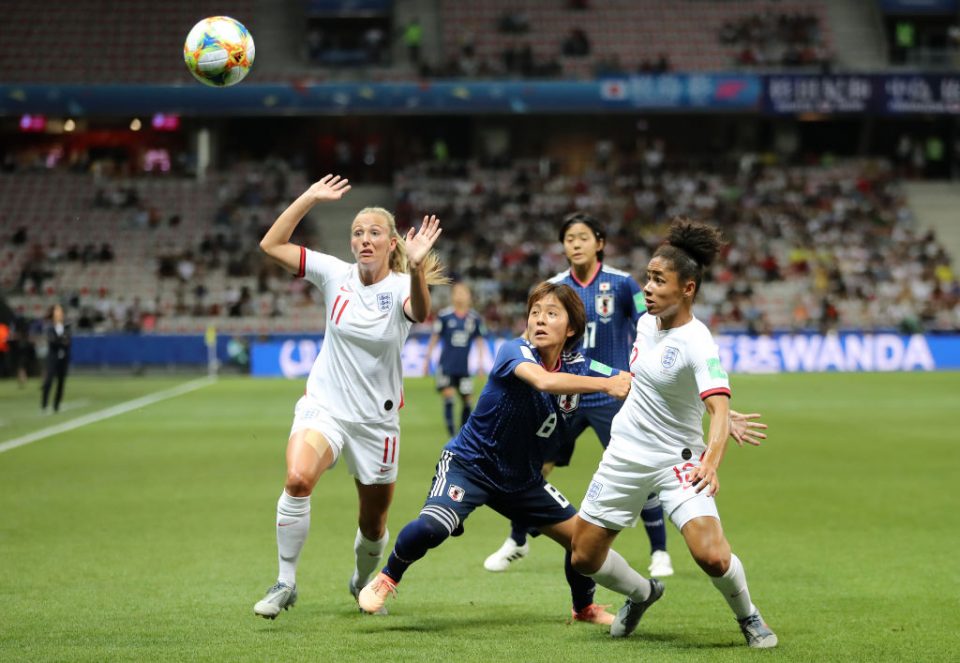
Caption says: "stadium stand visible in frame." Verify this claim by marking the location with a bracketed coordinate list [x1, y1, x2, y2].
[438, 0, 832, 79]
[393, 156, 958, 335]
[0, 0, 255, 84]
[0, 163, 325, 335]
[2, 151, 957, 336]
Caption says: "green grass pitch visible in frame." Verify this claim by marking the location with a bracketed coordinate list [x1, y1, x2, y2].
[1, 372, 958, 662]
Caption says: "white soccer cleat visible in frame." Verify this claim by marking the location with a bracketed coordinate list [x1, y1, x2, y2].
[483, 537, 530, 572]
[738, 612, 778, 648]
[253, 582, 297, 619]
[648, 550, 674, 577]
[610, 579, 664, 638]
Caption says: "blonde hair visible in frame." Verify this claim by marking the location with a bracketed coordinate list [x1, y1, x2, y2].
[357, 207, 450, 286]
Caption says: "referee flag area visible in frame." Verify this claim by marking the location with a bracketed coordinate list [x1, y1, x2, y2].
[0, 372, 957, 662]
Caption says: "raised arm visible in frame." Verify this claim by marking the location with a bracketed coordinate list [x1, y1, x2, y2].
[402, 215, 442, 323]
[690, 394, 731, 497]
[513, 362, 631, 400]
[259, 174, 351, 274]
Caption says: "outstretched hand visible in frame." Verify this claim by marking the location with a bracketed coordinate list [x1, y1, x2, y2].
[405, 215, 442, 270]
[306, 174, 351, 202]
[729, 410, 768, 447]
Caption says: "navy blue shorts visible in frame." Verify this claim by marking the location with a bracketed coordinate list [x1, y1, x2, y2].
[434, 366, 474, 396]
[549, 400, 621, 467]
[421, 450, 577, 534]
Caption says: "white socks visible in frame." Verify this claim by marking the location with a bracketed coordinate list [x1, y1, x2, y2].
[276, 491, 311, 587]
[710, 553, 757, 620]
[585, 549, 651, 603]
[351, 528, 389, 588]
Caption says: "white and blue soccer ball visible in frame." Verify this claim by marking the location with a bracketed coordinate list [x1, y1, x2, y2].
[183, 16, 255, 87]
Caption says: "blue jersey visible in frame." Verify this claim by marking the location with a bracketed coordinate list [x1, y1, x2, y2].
[446, 337, 611, 493]
[549, 264, 644, 408]
[433, 307, 486, 376]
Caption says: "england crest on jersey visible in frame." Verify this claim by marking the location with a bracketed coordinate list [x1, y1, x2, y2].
[595, 293, 614, 320]
[661, 346, 679, 368]
[557, 393, 580, 413]
[377, 292, 394, 312]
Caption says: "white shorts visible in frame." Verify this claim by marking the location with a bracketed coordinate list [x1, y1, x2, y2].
[290, 395, 400, 485]
[578, 446, 720, 532]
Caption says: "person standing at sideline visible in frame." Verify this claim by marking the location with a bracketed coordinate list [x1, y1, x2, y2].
[40, 304, 71, 414]
[253, 174, 447, 619]
[423, 282, 488, 437]
[570, 219, 778, 648]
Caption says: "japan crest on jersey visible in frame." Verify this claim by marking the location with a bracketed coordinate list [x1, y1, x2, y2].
[595, 293, 614, 320]
[557, 393, 580, 413]
[661, 346, 679, 368]
[377, 292, 394, 312]
[447, 485, 465, 502]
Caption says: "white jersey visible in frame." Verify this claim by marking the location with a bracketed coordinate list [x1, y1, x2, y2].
[299, 247, 413, 423]
[609, 313, 730, 466]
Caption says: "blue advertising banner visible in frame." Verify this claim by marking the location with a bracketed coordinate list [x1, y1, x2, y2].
[763, 74, 875, 114]
[763, 74, 960, 115]
[251, 335, 505, 378]
[0, 76, 761, 117]
[715, 333, 957, 373]
[6, 75, 960, 117]
[879, 0, 958, 14]
[307, 0, 392, 15]
[71, 334, 230, 366]
[881, 74, 960, 114]
[599, 74, 761, 109]
[251, 333, 960, 378]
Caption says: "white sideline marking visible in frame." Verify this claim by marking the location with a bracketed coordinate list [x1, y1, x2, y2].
[0, 376, 216, 455]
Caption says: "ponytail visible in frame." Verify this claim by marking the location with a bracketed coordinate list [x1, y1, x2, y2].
[653, 217, 723, 299]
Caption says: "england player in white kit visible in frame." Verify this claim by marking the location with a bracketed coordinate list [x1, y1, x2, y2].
[570, 219, 778, 649]
[253, 174, 446, 619]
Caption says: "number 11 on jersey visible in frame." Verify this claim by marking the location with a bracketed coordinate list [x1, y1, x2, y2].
[583, 321, 597, 349]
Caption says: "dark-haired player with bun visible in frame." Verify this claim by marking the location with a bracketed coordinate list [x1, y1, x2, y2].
[570, 219, 778, 648]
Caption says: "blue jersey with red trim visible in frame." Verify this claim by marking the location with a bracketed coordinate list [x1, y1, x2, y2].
[434, 307, 486, 376]
[549, 264, 644, 408]
[445, 338, 600, 493]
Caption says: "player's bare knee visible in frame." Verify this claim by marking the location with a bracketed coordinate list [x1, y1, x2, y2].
[358, 513, 388, 540]
[693, 547, 730, 577]
[284, 471, 314, 497]
[358, 521, 386, 541]
[570, 549, 602, 575]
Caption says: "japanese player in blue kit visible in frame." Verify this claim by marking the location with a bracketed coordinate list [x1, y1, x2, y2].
[485, 213, 674, 577]
[358, 282, 633, 624]
[423, 282, 489, 436]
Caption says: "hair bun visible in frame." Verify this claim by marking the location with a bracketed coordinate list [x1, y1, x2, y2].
[667, 219, 722, 268]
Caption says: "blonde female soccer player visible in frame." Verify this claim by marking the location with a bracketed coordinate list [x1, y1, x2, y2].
[570, 219, 778, 648]
[253, 174, 446, 619]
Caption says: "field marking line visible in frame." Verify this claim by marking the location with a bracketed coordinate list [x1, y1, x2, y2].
[0, 376, 217, 455]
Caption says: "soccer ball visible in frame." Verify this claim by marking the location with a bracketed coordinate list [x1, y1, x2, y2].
[183, 16, 255, 87]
